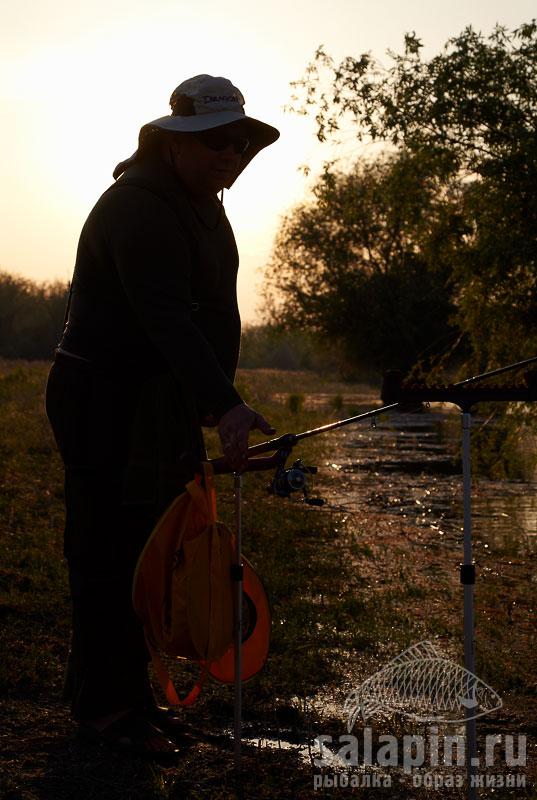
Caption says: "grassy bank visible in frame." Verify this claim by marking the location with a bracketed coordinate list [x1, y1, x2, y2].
[0, 361, 535, 799]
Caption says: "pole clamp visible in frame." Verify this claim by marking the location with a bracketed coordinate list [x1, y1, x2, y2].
[460, 563, 476, 585]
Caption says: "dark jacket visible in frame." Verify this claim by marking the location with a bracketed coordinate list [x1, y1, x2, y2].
[58, 150, 244, 508]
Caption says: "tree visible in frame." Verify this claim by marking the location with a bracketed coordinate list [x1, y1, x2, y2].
[287, 22, 537, 370]
[263, 151, 464, 375]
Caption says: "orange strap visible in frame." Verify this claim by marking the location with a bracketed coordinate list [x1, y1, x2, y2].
[188, 461, 217, 523]
[146, 634, 209, 706]
[202, 461, 217, 522]
[144, 461, 216, 707]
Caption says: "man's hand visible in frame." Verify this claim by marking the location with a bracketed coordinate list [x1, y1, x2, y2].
[218, 403, 276, 473]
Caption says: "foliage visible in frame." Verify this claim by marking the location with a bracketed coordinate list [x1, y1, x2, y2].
[289, 23, 537, 165]
[286, 21, 537, 373]
[262, 150, 463, 375]
[238, 322, 341, 373]
[0, 270, 69, 359]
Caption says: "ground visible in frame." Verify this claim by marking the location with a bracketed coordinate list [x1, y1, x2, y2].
[0, 364, 535, 799]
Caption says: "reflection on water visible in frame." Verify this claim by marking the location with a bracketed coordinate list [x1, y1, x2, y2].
[232, 408, 536, 761]
[322, 408, 537, 556]
[471, 482, 537, 555]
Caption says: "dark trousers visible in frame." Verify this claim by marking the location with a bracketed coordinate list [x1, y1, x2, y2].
[45, 355, 162, 721]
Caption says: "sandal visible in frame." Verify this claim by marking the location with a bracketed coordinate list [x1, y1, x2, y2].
[143, 705, 189, 733]
[141, 706, 229, 746]
[142, 706, 199, 744]
[78, 709, 183, 763]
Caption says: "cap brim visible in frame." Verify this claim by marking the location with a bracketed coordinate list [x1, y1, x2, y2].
[148, 111, 246, 132]
[113, 113, 279, 184]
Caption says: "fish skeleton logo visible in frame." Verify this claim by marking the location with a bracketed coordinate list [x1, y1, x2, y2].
[343, 641, 502, 732]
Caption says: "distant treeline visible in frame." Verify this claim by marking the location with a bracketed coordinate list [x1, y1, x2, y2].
[0, 270, 343, 373]
[238, 323, 346, 376]
[0, 271, 69, 360]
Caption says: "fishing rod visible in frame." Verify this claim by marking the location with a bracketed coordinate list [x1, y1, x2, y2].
[209, 403, 402, 504]
[454, 353, 537, 386]
[381, 355, 537, 409]
[208, 355, 537, 502]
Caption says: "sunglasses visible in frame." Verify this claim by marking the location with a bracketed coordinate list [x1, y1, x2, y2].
[193, 129, 250, 154]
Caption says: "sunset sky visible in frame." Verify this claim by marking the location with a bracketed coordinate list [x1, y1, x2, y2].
[1, 0, 535, 322]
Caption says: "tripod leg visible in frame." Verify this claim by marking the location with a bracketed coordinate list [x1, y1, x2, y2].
[233, 472, 243, 774]
[462, 411, 477, 800]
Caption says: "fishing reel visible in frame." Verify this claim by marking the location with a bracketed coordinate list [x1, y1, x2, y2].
[268, 458, 325, 506]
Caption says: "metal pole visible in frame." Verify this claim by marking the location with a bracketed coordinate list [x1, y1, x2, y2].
[462, 412, 478, 799]
[233, 472, 243, 774]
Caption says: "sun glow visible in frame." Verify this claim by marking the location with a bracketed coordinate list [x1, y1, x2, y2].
[1, 17, 317, 312]
[2, 0, 535, 319]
